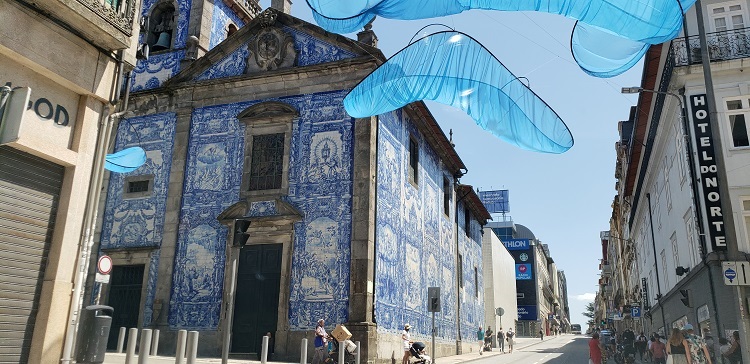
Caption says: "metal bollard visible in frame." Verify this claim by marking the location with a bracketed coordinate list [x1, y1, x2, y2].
[261, 335, 269, 364]
[186, 331, 199, 364]
[117, 327, 127, 353]
[139, 329, 153, 364]
[175, 330, 187, 364]
[355, 341, 360, 364]
[300, 338, 307, 364]
[338, 340, 344, 364]
[125, 328, 138, 364]
[151, 329, 160, 356]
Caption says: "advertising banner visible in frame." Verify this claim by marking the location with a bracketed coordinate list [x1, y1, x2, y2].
[518, 305, 537, 320]
[515, 264, 532, 280]
[478, 190, 509, 213]
[503, 238, 529, 251]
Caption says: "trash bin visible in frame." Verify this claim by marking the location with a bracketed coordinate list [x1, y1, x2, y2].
[75, 305, 114, 364]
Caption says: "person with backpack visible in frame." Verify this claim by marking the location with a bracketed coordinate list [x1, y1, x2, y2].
[684, 324, 712, 364]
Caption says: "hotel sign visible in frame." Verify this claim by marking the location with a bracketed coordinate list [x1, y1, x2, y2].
[689, 94, 728, 251]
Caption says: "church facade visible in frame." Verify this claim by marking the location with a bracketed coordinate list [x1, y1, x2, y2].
[93, 2, 489, 362]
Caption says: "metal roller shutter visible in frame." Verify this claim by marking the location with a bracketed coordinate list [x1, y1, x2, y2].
[0, 146, 64, 364]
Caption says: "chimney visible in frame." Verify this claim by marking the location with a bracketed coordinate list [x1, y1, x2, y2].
[271, 0, 292, 14]
[357, 18, 378, 47]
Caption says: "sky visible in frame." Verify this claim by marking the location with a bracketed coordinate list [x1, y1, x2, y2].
[270, 1, 643, 328]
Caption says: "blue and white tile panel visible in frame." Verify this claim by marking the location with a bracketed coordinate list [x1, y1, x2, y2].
[375, 109, 484, 341]
[167, 90, 354, 330]
[209, 1, 246, 50]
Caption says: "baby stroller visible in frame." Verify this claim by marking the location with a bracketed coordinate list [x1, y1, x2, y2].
[409, 342, 432, 364]
[483, 336, 493, 352]
[324, 339, 357, 364]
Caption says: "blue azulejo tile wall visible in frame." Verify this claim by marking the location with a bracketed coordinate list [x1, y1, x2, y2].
[167, 90, 354, 331]
[375, 110, 465, 341]
[195, 25, 357, 82]
[457, 204, 484, 339]
[209, 0, 246, 50]
[100, 112, 177, 325]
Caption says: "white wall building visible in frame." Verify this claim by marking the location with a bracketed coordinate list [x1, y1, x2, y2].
[482, 227, 518, 334]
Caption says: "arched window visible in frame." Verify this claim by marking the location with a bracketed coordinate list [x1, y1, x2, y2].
[147, 1, 176, 52]
[227, 24, 238, 38]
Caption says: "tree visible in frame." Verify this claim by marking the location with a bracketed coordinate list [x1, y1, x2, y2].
[583, 302, 596, 327]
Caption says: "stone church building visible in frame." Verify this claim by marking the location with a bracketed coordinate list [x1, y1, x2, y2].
[92, 1, 490, 362]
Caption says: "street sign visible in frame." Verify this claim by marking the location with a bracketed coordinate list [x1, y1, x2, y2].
[95, 272, 111, 284]
[496, 307, 504, 316]
[97, 255, 113, 275]
[631, 307, 641, 318]
[427, 287, 441, 312]
[722, 261, 750, 285]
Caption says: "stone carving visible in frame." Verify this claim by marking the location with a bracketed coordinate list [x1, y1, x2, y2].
[257, 8, 278, 27]
[246, 27, 297, 73]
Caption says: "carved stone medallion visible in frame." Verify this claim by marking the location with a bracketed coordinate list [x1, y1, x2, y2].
[246, 27, 297, 73]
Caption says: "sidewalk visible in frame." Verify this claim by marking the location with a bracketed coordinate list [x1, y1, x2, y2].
[102, 335, 570, 364]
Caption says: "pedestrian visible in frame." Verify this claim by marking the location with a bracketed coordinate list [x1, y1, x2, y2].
[497, 327, 505, 353]
[590, 332, 604, 364]
[312, 319, 328, 364]
[636, 331, 649, 361]
[650, 336, 667, 364]
[506, 328, 515, 353]
[684, 324, 712, 364]
[477, 326, 485, 355]
[484, 325, 493, 352]
[723, 331, 742, 364]
[666, 327, 692, 364]
[539, 329, 544, 341]
[718, 338, 731, 364]
[402, 324, 412, 364]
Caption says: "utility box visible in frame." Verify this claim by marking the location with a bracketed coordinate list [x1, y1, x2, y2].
[75, 305, 114, 364]
[331, 324, 352, 342]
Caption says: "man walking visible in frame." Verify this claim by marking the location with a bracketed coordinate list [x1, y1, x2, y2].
[497, 327, 505, 353]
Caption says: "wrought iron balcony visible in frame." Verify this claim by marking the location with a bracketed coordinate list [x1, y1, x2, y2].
[601, 264, 612, 277]
[673, 27, 750, 66]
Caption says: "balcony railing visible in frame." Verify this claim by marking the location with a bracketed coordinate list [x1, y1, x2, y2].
[77, 0, 137, 36]
[673, 27, 750, 66]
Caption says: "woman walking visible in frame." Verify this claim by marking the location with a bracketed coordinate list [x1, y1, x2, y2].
[666, 328, 692, 364]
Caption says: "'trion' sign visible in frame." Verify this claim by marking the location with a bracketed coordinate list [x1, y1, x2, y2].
[690, 94, 728, 252]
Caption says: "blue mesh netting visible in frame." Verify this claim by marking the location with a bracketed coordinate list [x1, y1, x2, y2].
[306, 0, 695, 77]
[344, 31, 574, 154]
[105, 146, 147, 173]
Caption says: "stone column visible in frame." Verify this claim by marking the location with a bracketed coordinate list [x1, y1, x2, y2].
[271, 0, 292, 14]
[348, 116, 378, 363]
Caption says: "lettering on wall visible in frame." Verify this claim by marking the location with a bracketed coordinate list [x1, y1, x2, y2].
[689, 94, 727, 251]
[4, 82, 69, 126]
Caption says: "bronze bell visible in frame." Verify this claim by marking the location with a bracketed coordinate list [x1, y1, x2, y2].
[151, 32, 171, 51]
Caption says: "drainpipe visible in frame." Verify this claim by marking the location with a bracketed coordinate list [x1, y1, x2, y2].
[645, 193, 668, 334]
[60, 63, 132, 363]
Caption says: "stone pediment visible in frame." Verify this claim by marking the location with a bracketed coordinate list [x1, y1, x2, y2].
[163, 8, 383, 86]
[217, 198, 303, 225]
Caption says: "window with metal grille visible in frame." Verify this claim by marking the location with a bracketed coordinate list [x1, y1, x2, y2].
[409, 136, 419, 186]
[465, 207, 471, 237]
[128, 180, 150, 193]
[249, 133, 285, 191]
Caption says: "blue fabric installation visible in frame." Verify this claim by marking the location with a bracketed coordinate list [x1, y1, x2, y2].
[344, 31, 574, 153]
[306, 0, 696, 77]
[105, 146, 147, 173]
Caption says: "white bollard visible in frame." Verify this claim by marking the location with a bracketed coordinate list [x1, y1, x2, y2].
[355, 341, 360, 364]
[186, 331, 199, 364]
[139, 329, 153, 364]
[117, 327, 127, 353]
[338, 340, 344, 364]
[300, 338, 308, 364]
[261, 335, 269, 364]
[125, 328, 138, 364]
[151, 329, 160, 356]
[175, 330, 187, 364]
